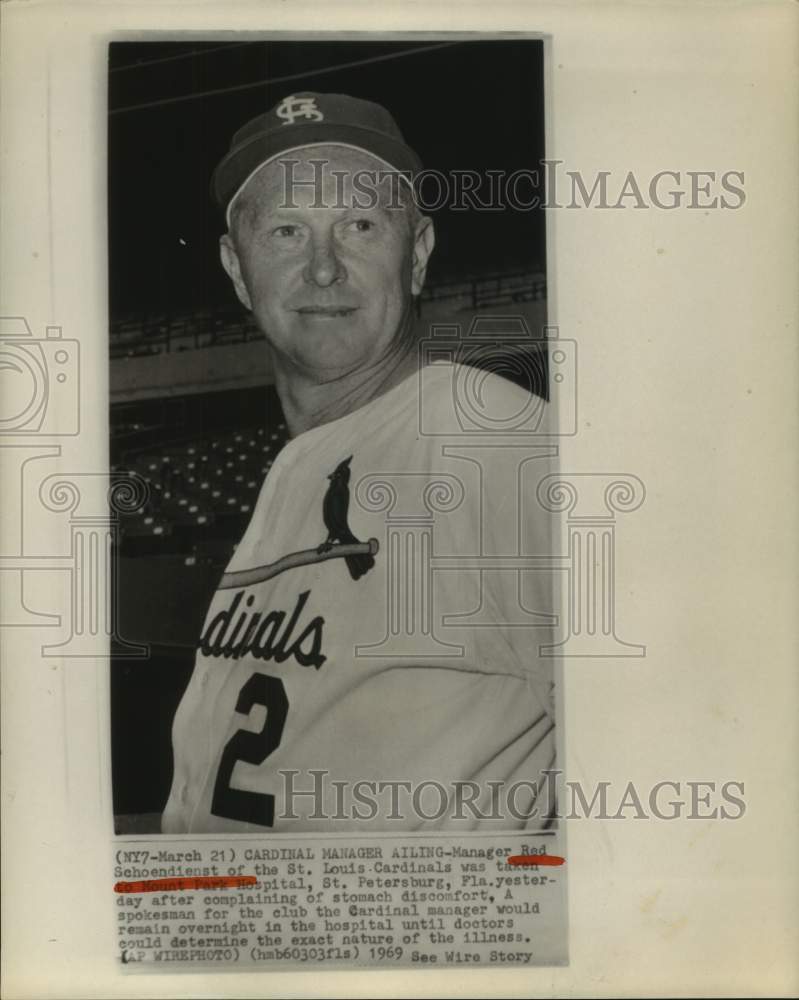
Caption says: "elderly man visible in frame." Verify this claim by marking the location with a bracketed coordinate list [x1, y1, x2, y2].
[162, 92, 555, 833]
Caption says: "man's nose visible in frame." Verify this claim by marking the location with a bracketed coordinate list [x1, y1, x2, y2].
[304, 233, 346, 287]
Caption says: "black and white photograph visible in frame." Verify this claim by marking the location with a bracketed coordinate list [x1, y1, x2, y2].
[109, 37, 560, 841]
[2, 2, 796, 995]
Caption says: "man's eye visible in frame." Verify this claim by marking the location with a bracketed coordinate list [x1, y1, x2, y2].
[273, 225, 299, 237]
[351, 219, 375, 233]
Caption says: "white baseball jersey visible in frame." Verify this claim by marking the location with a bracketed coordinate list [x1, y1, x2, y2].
[163, 362, 558, 833]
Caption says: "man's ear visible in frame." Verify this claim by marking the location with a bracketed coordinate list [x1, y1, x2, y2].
[411, 216, 435, 296]
[219, 233, 252, 311]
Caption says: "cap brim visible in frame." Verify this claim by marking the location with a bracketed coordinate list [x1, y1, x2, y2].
[212, 122, 422, 216]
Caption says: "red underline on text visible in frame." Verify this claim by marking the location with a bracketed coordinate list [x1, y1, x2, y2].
[507, 855, 565, 867]
[114, 875, 258, 894]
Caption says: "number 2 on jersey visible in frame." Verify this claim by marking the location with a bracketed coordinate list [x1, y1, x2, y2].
[211, 673, 288, 827]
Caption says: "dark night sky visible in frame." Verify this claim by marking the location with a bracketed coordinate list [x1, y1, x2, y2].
[108, 38, 546, 319]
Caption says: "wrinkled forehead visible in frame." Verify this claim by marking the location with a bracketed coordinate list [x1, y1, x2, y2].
[229, 143, 412, 223]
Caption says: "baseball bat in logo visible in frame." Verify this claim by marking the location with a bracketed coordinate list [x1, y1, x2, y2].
[218, 456, 378, 590]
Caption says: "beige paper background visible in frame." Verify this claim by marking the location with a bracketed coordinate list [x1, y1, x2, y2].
[1, 1, 797, 997]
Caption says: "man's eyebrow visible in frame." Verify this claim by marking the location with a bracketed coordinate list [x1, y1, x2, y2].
[236, 195, 407, 232]
[247, 204, 307, 224]
[261, 203, 395, 219]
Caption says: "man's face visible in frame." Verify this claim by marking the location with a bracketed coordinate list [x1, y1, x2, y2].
[220, 145, 434, 380]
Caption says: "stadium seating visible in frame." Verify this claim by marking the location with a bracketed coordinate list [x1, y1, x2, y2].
[112, 386, 288, 564]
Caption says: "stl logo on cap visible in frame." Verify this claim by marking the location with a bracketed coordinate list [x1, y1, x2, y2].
[276, 94, 324, 126]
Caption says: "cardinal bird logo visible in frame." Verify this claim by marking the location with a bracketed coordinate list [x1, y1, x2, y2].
[216, 455, 378, 591]
[317, 456, 376, 581]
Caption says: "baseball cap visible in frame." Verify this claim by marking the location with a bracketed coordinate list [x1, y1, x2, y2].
[212, 92, 423, 223]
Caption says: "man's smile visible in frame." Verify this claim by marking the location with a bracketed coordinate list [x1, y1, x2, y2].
[295, 306, 360, 318]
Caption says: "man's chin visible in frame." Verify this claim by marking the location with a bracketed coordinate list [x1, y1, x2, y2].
[285, 327, 371, 373]
[288, 348, 370, 383]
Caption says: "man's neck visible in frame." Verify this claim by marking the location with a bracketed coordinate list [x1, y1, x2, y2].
[273, 336, 420, 439]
